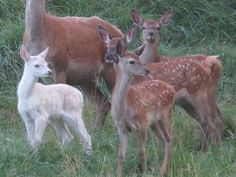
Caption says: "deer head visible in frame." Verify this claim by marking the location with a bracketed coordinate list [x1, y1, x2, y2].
[118, 52, 150, 76]
[20, 45, 53, 78]
[131, 9, 173, 43]
[98, 25, 135, 63]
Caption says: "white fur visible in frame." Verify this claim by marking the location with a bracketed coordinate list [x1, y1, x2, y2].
[17, 45, 92, 154]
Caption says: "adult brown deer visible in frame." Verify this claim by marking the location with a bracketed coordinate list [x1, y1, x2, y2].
[100, 26, 222, 149]
[98, 25, 175, 177]
[22, 0, 123, 129]
[130, 9, 224, 147]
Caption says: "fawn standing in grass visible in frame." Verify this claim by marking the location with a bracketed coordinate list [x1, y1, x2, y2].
[17, 45, 92, 154]
[98, 25, 175, 177]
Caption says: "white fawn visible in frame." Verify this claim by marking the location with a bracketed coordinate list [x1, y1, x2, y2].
[17, 45, 92, 154]
[131, 9, 223, 147]
[98, 25, 175, 177]
[23, 0, 124, 129]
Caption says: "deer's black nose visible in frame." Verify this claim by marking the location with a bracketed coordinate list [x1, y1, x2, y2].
[144, 69, 150, 75]
[105, 53, 113, 62]
[149, 32, 154, 36]
[48, 70, 53, 76]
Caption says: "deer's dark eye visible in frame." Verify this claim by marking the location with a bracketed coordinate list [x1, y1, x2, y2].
[154, 27, 160, 30]
[142, 26, 146, 30]
[129, 60, 135, 64]
[34, 64, 40, 68]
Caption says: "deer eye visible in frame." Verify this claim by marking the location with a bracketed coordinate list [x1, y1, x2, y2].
[142, 26, 146, 30]
[129, 60, 135, 64]
[157, 27, 161, 30]
[34, 64, 40, 68]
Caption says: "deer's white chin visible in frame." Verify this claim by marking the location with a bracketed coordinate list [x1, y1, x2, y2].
[146, 37, 156, 43]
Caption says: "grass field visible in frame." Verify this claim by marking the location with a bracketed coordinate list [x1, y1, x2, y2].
[0, 0, 236, 176]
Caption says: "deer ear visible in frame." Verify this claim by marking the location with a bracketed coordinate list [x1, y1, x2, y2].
[116, 40, 125, 56]
[39, 46, 49, 59]
[20, 45, 30, 61]
[159, 11, 173, 27]
[97, 25, 111, 47]
[125, 25, 136, 44]
[131, 9, 144, 27]
[133, 43, 146, 56]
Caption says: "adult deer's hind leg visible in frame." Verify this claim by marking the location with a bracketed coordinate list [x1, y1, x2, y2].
[178, 99, 209, 149]
[193, 93, 219, 149]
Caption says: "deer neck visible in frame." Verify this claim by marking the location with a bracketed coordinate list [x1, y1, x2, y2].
[25, 0, 46, 54]
[140, 41, 158, 65]
[112, 69, 132, 122]
[17, 66, 38, 99]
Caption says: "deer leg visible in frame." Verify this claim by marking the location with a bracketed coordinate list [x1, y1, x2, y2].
[33, 115, 47, 152]
[193, 94, 219, 149]
[151, 122, 165, 142]
[117, 126, 128, 177]
[208, 96, 224, 143]
[50, 119, 74, 147]
[158, 112, 172, 177]
[20, 113, 35, 149]
[90, 87, 111, 130]
[205, 83, 224, 144]
[137, 126, 147, 172]
[178, 99, 209, 149]
[93, 92, 111, 129]
[208, 81, 224, 134]
[61, 112, 92, 155]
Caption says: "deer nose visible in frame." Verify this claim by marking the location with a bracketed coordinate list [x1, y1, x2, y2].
[149, 32, 155, 36]
[105, 54, 113, 62]
[48, 70, 53, 76]
[144, 69, 150, 75]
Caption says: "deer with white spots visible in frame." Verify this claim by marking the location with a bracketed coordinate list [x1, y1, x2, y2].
[23, 0, 124, 129]
[131, 9, 223, 148]
[98, 25, 175, 177]
[17, 45, 92, 154]
[101, 24, 222, 149]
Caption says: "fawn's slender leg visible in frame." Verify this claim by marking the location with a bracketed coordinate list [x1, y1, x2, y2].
[117, 126, 128, 177]
[158, 112, 172, 177]
[138, 126, 147, 172]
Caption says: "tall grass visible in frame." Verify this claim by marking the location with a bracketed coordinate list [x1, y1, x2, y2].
[0, 0, 236, 176]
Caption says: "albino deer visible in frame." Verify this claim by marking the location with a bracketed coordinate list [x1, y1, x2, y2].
[17, 45, 92, 154]
[98, 25, 175, 177]
[101, 26, 222, 149]
[131, 9, 224, 147]
[23, 0, 124, 129]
